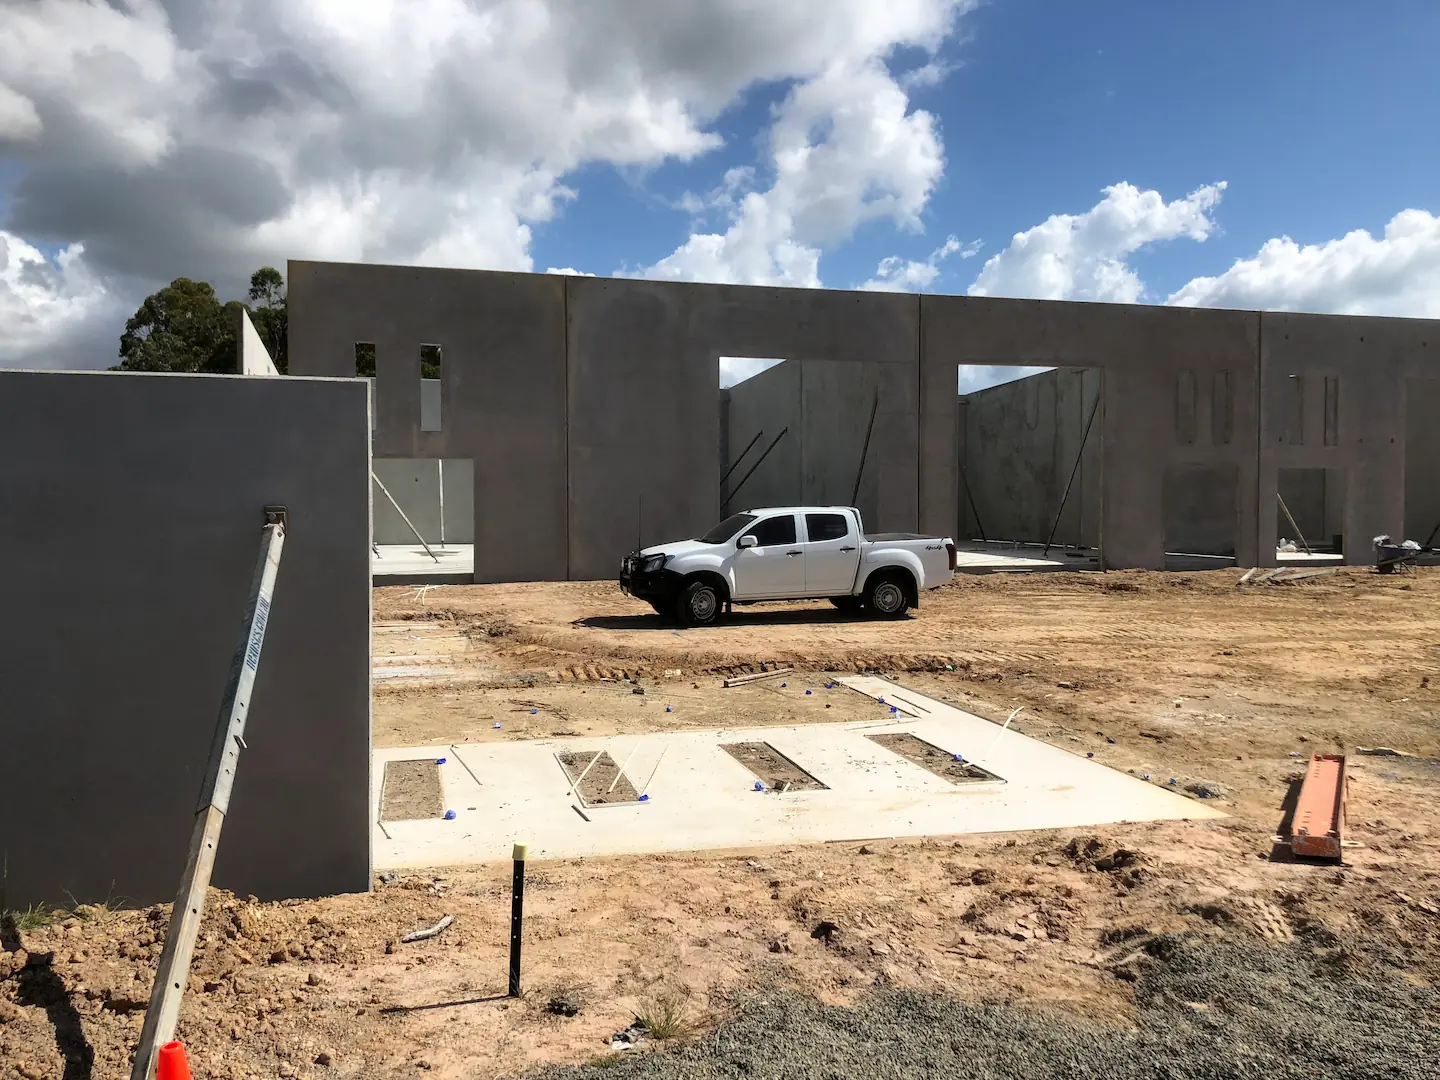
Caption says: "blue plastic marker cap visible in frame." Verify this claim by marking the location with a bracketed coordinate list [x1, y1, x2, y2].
[1142, 774, 1152, 781]
[666, 705, 673, 712]
[754, 781, 765, 792]
[952, 754, 964, 762]
[780, 682, 787, 688]
[638, 794, 649, 802]
[890, 706, 898, 714]
[1169, 778, 1177, 785]
[493, 722, 502, 729]
[1087, 752, 1095, 758]
[435, 757, 447, 765]
[878, 697, 886, 703]
[805, 689, 812, 695]
[443, 809, 457, 820]
[531, 708, 538, 715]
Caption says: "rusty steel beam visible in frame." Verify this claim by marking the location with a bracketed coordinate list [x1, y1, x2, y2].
[1292, 753, 1347, 860]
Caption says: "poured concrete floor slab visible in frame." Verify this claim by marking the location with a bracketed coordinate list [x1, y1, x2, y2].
[372, 543, 473, 585]
[372, 678, 1223, 869]
[953, 542, 1099, 573]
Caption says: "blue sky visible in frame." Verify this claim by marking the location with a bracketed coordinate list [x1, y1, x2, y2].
[1, 1, 1438, 371]
[532, 1, 1440, 300]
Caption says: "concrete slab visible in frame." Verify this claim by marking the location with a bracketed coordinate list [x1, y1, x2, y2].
[371, 678, 1223, 868]
[372, 543, 474, 584]
[953, 542, 1100, 573]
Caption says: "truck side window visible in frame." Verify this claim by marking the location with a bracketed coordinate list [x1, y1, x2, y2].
[804, 513, 848, 542]
[749, 515, 797, 547]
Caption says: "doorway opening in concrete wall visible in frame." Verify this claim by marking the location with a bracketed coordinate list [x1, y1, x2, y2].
[1405, 378, 1440, 552]
[1163, 464, 1240, 571]
[956, 365, 1103, 573]
[1276, 467, 1347, 563]
[371, 458, 475, 584]
[718, 356, 907, 530]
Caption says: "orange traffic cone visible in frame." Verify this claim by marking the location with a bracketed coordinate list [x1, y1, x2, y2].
[157, 1041, 192, 1080]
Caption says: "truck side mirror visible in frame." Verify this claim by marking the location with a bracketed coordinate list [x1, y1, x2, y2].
[737, 535, 758, 549]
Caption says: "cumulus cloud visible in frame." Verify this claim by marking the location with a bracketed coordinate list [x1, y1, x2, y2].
[0, 0, 974, 366]
[637, 2, 973, 287]
[1167, 209, 1440, 317]
[968, 181, 1227, 303]
[0, 232, 121, 367]
[545, 266, 595, 276]
[861, 234, 979, 292]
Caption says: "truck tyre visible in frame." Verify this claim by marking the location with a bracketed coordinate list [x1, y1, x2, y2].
[676, 578, 722, 627]
[829, 596, 863, 613]
[864, 572, 910, 619]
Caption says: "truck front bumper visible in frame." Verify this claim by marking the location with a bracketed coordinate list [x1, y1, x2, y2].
[619, 553, 684, 609]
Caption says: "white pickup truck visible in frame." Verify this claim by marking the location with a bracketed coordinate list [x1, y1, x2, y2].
[620, 505, 957, 627]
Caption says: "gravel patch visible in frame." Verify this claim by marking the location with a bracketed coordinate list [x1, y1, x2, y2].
[530, 935, 1440, 1080]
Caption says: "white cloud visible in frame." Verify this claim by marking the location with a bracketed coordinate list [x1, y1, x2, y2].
[860, 234, 979, 292]
[636, 2, 973, 287]
[545, 266, 595, 276]
[968, 181, 1227, 303]
[0, 0, 975, 365]
[0, 232, 119, 367]
[1167, 208, 1440, 317]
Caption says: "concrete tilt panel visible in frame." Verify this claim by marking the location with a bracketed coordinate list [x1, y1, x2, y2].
[289, 260, 1440, 579]
[0, 370, 372, 907]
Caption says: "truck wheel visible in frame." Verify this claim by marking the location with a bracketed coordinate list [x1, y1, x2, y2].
[829, 596, 863, 613]
[676, 579, 722, 627]
[864, 572, 910, 619]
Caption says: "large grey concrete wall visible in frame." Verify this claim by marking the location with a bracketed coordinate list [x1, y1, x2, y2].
[0, 370, 371, 908]
[288, 263, 568, 583]
[957, 367, 1100, 547]
[1259, 312, 1439, 565]
[290, 262, 920, 580]
[1406, 378, 1440, 544]
[921, 297, 1262, 569]
[289, 260, 1440, 576]
[373, 458, 475, 545]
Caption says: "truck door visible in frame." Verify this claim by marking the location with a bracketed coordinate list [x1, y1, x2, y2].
[731, 513, 805, 599]
[803, 511, 859, 595]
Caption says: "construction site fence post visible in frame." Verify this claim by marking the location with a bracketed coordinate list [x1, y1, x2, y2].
[508, 843, 527, 997]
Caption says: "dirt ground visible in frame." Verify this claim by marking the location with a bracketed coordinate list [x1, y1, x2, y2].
[4, 568, 1440, 1079]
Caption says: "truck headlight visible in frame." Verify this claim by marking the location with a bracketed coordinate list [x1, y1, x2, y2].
[640, 553, 668, 573]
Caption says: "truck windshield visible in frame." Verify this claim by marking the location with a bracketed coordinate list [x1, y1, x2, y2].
[697, 513, 757, 544]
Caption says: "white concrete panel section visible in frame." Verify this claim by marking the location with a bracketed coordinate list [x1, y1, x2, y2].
[239, 309, 278, 376]
[371, 679, 1223, 869]
[421, 378, 441, 431]
[371, 543, 474, 583]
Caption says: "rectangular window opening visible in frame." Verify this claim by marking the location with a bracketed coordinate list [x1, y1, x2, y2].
[420, 343, 442, 432]
[1284, 374, 1305, 445]
[355, 342, 376, 431]
[557, 750, 640, 806]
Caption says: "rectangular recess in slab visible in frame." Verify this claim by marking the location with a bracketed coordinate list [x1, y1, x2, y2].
[721, 742, 828, 792]
[380, 759, 444, 821]
[867, 733, 1005, 786]
[557, 750, 640, 806]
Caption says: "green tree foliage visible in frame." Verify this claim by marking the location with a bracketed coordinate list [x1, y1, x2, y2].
[112, 266, 288, 374]
[247, 266, 288, 373]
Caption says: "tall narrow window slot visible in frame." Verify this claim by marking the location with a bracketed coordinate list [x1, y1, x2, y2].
[355, 342, 376, 431]
[420, 344, 442, 432]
